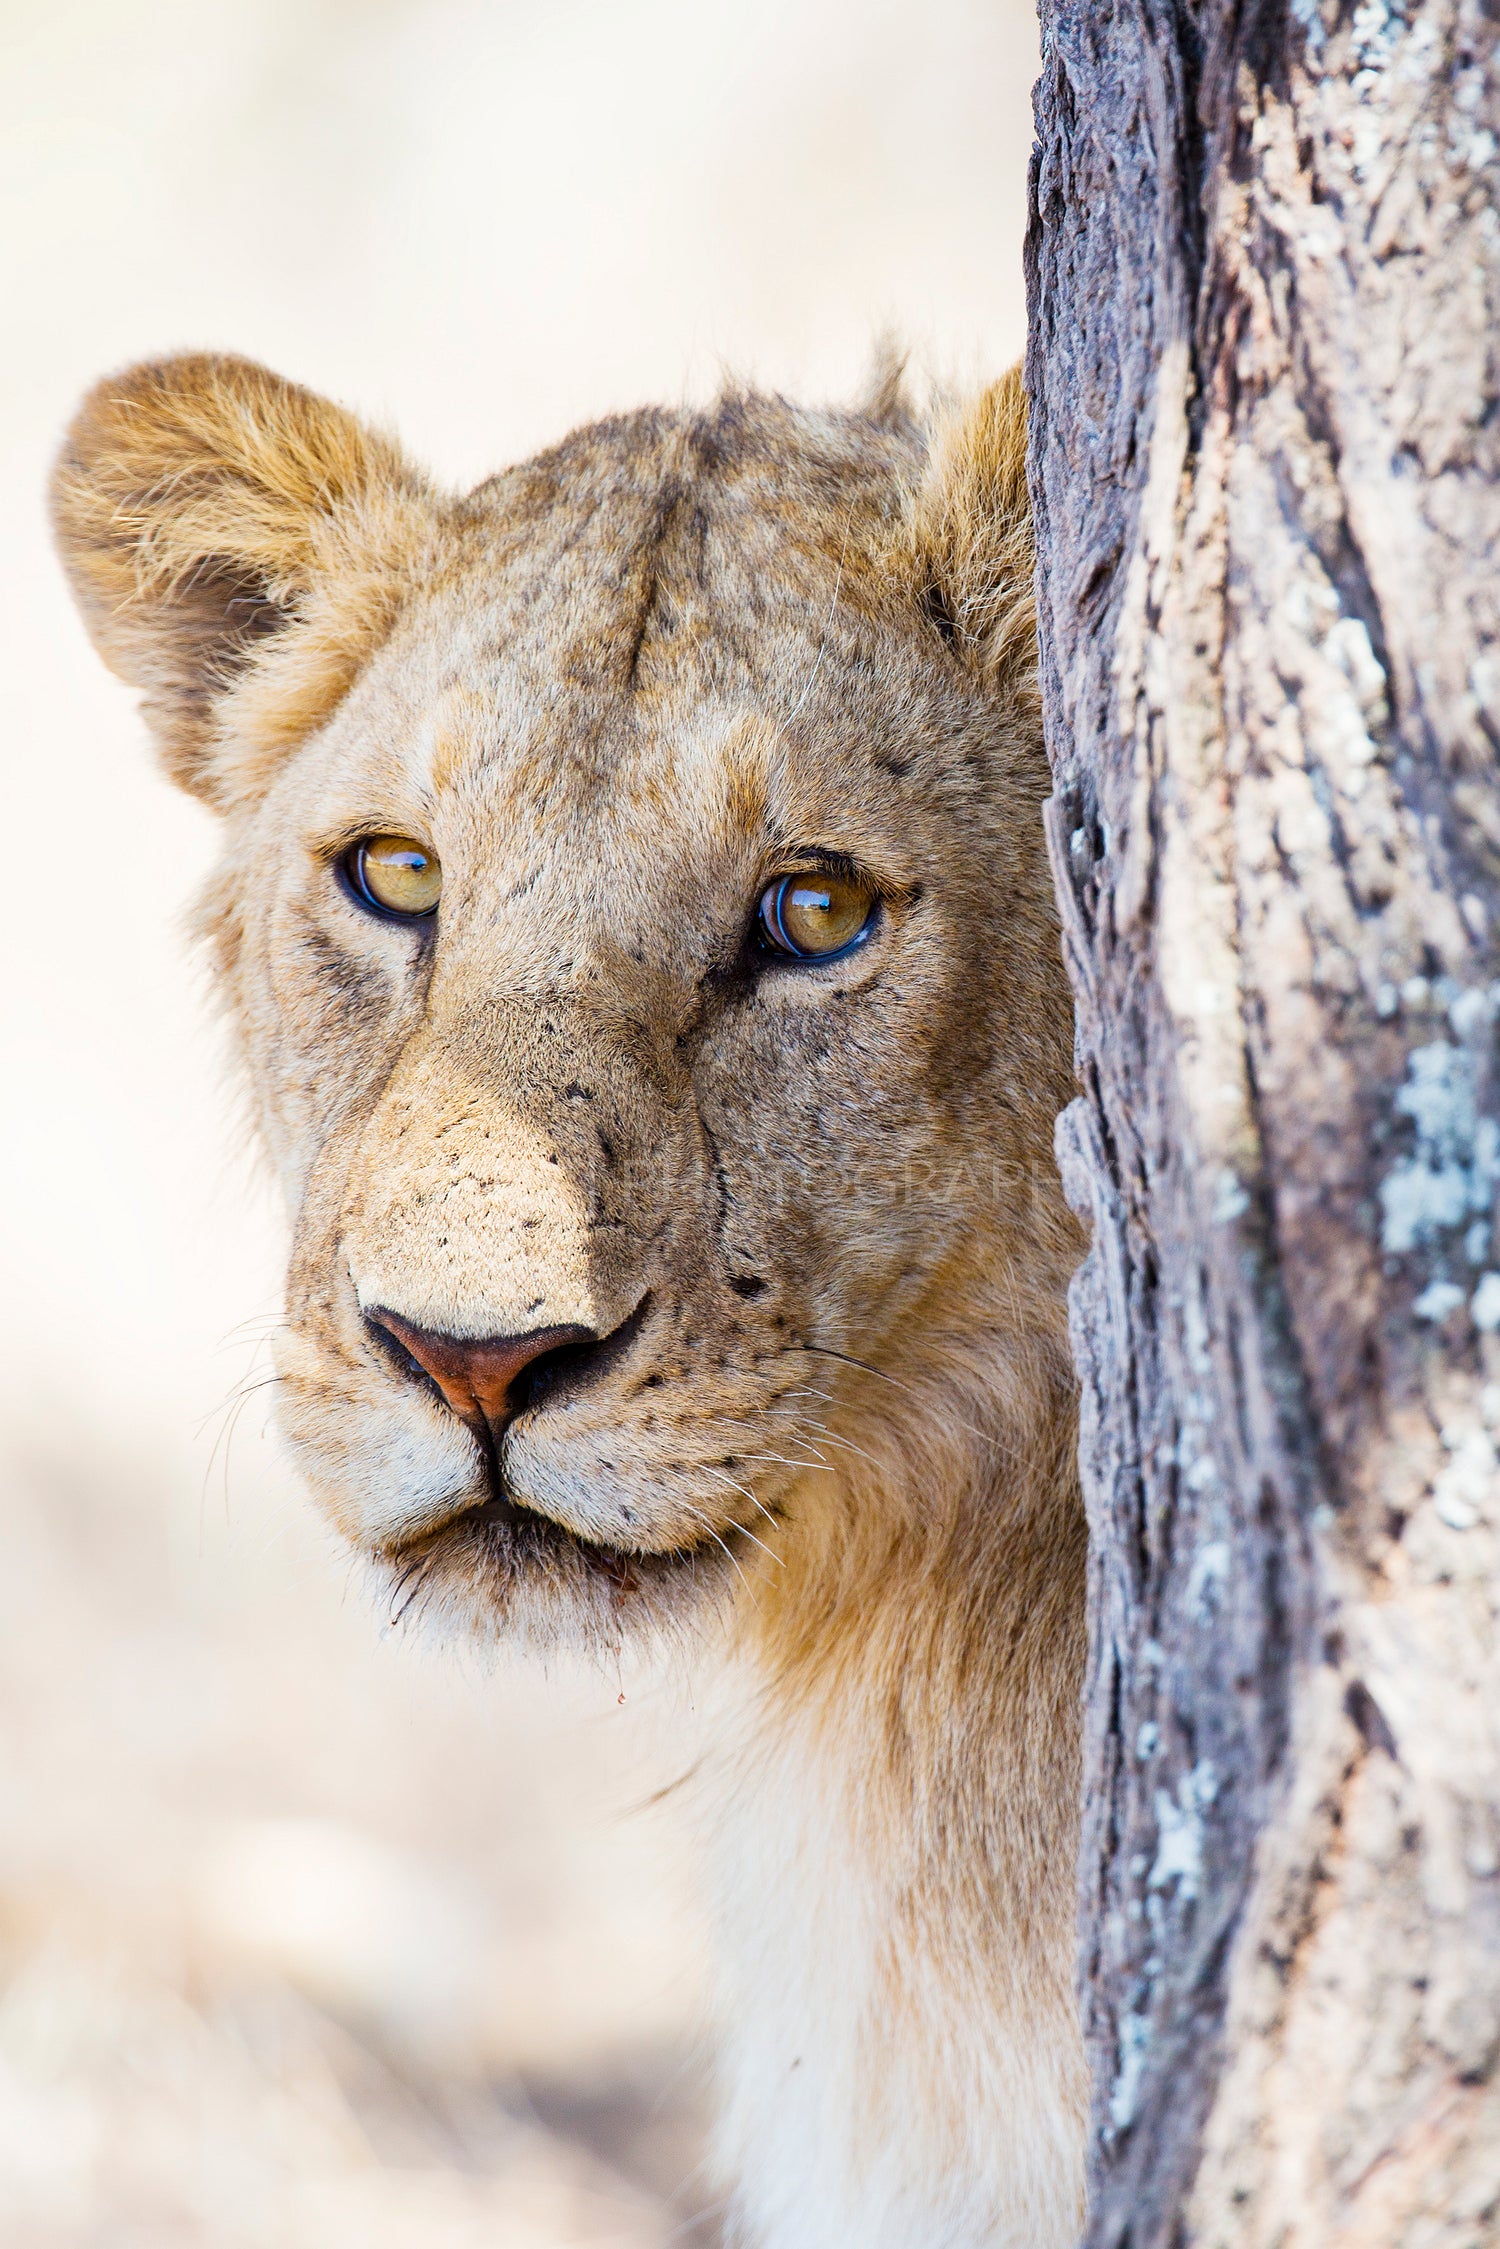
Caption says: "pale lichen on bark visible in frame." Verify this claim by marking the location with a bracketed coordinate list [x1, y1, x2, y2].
[1028, 0, 1500, 2240]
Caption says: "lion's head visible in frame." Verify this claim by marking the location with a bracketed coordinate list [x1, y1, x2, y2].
[51, 354, 1077, 1656]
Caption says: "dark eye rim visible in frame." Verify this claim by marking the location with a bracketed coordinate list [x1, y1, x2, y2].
[337, 837, 442, 925]
[755, 869, 881, 964]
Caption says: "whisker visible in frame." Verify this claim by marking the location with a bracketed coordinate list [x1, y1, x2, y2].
[192, 1370, 282, 1439]
[198, 1371, 285, 1531]
[213, 1309, 287, 1351]
[690, 1458, 781, 1527]
[389, 1549, 438, 1629]
[738, 1449, 829, 1476]
[782, 1342, 1017, 1460]
[694, 1471, 785, 1565]
[674, 1501, 762, 1599]
[780, 1417, 885, 1473]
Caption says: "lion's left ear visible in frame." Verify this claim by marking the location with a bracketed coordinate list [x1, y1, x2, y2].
[50, 353, 442, 809]
[899, 364, 1035, 685]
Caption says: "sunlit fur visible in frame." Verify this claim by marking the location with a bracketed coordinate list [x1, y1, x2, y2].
[52, 353, 1087, 2248]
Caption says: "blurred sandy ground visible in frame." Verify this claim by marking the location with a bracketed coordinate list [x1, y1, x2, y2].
[0, 2, 1037, 2241]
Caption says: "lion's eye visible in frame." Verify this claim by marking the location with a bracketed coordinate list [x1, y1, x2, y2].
[342, 835, 442, 921]
[757, 869, 878, 961]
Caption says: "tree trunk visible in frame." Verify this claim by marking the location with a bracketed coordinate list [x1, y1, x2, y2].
[1025, 3, 1500, 2241]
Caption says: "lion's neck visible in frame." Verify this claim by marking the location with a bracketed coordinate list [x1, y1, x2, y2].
[697, 1366, 1088, 2249]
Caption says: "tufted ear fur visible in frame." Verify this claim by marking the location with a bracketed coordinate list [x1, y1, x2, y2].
[901, 363, 1035, 687]
[50, 353, 441, 809]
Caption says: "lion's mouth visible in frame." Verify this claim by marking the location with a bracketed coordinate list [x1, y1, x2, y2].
[400, 1488, 722, 1582]
[375, 1464, 759, 1622]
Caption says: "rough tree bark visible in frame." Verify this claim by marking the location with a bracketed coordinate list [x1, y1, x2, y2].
[1025, 3, 1500, 2242]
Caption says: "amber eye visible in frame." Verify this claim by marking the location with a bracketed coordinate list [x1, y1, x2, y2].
[757, 868, 878, 962]
[341, 834, 442, 921]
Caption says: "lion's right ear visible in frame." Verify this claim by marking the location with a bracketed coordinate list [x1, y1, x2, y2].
[50, 354, 440, 808]
[899, 364, 1035, 690]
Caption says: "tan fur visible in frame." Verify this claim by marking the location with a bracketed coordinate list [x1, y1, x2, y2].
[52, 354, 1088, 2246]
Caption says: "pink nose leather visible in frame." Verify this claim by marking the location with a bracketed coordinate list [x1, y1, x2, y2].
[368, 1309, 593, 1438]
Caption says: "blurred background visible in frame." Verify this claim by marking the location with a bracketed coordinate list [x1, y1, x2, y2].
[0, 2, 1038, 2241]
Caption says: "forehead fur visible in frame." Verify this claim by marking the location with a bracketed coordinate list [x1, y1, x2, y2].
[246, 389, 924, 745]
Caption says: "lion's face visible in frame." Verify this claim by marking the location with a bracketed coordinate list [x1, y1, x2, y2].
[53, 360, 1076, 1649]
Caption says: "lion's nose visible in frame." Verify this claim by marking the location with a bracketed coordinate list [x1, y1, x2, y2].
[366, 1309, 595, 1441]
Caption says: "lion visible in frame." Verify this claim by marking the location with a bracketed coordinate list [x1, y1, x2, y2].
[51, 352, 1088, 2248]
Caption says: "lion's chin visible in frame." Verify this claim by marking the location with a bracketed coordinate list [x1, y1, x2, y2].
[371, 1487, 750, 1652]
